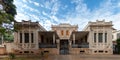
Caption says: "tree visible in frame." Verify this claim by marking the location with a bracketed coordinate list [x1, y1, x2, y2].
[116, 38, 120, 54]
[0, 0, 16, 42]
[0, 0, 17, 17]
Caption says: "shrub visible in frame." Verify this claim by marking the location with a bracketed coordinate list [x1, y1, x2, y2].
[8, 53, 15, 59]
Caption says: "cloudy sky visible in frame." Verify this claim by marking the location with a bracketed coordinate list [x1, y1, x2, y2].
[14, 0, 120, 31]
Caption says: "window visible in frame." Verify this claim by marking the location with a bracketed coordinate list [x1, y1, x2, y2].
[105, 33, 107, 43]
[105, 51, 108, 53]
[94, 51, 97, 53]
[24, 33, 29, 43]
[20, 33, 22, 43]
[98, 33, 103, 43]
[31, 33, 34, 43]
[61, 30, 64, 36]
[80, 50, 85, 53]
[19, 51, 22, 53]
[75, 40, 78, 44]
[31, 51, 34, 53]
[44, 51, 49, 53]
[50, 39, 53, 44]
[66, 30, 69, 36]
[24, 51, 29, 53]
[41, 35, 44, 43]
[99, 50, 103, 53]
[94, 33, 96, 43]
[117, 33, 120, 39]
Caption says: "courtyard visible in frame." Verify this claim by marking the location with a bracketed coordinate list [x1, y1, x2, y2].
[0, 54, 120, 60]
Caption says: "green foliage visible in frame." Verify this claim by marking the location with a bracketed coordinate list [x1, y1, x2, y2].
[8, 53, 15, 59]
[4, 32, 14, 42]
[40, 51, 44, 58]
[0, 0, 17, 16]
[116, 38, 120, 54]
[117, 39, 120, 45]
[0, 0, 17, 35]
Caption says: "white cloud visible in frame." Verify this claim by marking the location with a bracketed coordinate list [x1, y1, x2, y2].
[29, 14, 40, 21]
[118, 2, 120, 7]
[28, 0, 32, 4]
[42, 11, 48, 16]
[51, 2, 60, 15]
[33, 2, 40, 6]
[61, 5, 68, 10]
[22, 0, 27, 3]
[64, 0, 120, 30]
[40, 4, 44, 7]
[15, 13, 30, 22]
[43, 20, 52, 30]
[14, 0, 40, 22]
[14, 0, 120, 31]
[50, 16, 59, 22]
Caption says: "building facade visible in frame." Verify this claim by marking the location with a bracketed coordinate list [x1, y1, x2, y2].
[112, 30, 120, 53]
[84, 20, 113, 54]
[12, 20, 113, 55]
[112, 30, 120, 41]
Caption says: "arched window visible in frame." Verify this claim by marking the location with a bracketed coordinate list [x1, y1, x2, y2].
[66, 30, 69, 36]
[61, 30, 64, 36]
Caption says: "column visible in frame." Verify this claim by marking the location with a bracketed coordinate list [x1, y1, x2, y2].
[96, 31, 98, 49]
[17, 32, 19, 43]
[103, 31, 105, 50]
[56, 39, 59, 49]
[73, 33, 75, 44]
[29, 31, 31, 49]
[22, 30, 24, 49]
[35, 31, 39, 49]
[103, 31, 105, 43]
[34, 31, 36, 44]
[53, 33, 55, 44]
[103, 26, 105, 44]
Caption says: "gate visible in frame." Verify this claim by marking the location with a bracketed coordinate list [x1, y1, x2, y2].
[59, 40, 69, 55]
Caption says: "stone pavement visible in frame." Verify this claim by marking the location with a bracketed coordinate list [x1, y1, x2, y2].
[0, 54, 120, 60]
[46, 54, 120, 60]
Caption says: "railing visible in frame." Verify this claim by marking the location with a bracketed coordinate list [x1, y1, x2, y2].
[72, 43, 89, 48]
[39, 43, 57, 48]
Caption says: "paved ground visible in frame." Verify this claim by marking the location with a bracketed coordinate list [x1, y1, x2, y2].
[0, 54, 120, 60]
[46, 54, 120, 60]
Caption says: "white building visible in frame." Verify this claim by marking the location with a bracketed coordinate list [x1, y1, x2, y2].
[112, 30, 120, 41]
[84, 20, 113, 54]
[2, 20, 114, 55]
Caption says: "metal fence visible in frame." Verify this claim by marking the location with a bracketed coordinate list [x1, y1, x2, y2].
[39, 43, 57, 48]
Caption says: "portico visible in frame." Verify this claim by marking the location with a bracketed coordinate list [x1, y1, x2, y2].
[69, 31, 89, 54]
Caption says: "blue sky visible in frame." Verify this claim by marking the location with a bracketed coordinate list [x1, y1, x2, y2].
[14, 0, 120, 31]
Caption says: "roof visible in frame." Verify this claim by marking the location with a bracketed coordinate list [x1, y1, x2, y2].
[15, 20, 46, 31]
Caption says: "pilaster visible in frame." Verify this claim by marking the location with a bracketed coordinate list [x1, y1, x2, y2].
[73, 33, 75, 44]
[53, 33, 55, 43]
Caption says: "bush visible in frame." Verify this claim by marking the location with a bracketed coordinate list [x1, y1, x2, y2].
[8, 53, 15, 59]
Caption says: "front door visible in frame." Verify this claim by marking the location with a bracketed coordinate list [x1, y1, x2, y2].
[60, 40, 69, 55]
